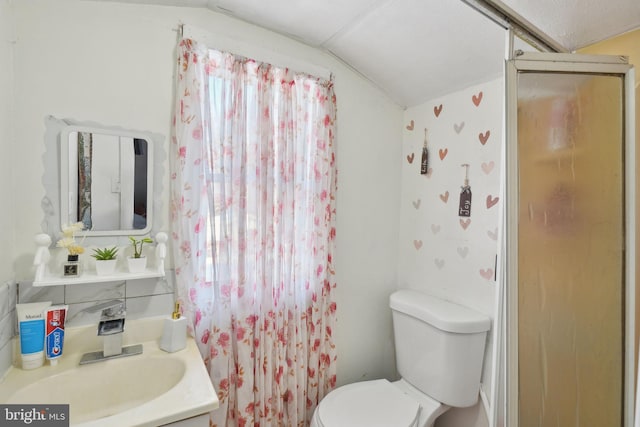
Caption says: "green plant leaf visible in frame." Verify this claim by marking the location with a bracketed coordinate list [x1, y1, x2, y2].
[91, 246, 118, 260]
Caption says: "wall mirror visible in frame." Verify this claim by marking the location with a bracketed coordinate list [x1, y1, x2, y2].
[41, 117, 165, 238]
[61, 126, 153, 235]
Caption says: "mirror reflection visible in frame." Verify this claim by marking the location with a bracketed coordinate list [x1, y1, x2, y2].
[63, 130, 151, 234]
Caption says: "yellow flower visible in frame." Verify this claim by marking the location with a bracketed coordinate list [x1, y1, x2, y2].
[57, 222, 85, 255]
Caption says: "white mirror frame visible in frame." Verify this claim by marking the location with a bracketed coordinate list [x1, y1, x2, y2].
[41, 116, 165, 239]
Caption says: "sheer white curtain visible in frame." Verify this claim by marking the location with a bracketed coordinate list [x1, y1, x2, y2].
[171, 38, 338, 427]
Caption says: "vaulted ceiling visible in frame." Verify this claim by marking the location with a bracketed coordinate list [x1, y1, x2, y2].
[90, 0, 640, 107]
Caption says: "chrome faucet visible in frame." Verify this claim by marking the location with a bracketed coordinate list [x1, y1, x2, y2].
[79, 300, 143, 365]
[98, 300, 126, 357]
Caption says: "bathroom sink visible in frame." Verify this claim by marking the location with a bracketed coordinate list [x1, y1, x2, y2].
[0, 317, 218, 427]
[6, 356, 186, 423]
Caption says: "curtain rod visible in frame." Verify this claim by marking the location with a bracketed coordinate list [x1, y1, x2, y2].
[460, 0, 568, 53]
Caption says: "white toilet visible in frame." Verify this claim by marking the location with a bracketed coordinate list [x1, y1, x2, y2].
[311, 289, 491, 427]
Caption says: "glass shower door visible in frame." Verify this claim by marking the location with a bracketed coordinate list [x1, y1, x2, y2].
[505, 53, 636, 426]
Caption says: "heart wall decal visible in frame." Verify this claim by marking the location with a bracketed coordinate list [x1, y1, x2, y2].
[439, 148, 448, 160]
[406, 120, 415, 131]
[407, 153, 415, 164]
[454, 122, 465, 134]
[460, 218, 471, 230]
[414, 240, 423, 250]
[412, 199, 421, 209]
[439, 191, 449, 203]
[479, 130, 491, 145]
[434, 104, 443, 117]
[487, 228, 498, 241]
[480, 268, 494, 280]
[457, 246, 469, 258]
[486, 195, 499, 209]
[481, 161, 495, 174]
[472, 91, 483, 106]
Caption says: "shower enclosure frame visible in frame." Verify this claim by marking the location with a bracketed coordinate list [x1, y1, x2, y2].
[504, 52, 636, 426]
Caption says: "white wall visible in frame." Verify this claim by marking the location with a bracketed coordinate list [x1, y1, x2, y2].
[9, 0, 403, 384]
[400, 79, 503, 426]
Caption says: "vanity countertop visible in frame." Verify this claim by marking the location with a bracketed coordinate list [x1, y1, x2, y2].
[0, 317, 219, 427]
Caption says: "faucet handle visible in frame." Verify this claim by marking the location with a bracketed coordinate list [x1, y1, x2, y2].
[97, 300, 126, 320]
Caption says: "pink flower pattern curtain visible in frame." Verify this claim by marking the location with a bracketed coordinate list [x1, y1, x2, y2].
[170, 38, 338, 426]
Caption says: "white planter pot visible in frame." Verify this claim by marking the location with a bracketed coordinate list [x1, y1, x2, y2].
[127, 256, 147, 273]
[95, 259, 117, 276]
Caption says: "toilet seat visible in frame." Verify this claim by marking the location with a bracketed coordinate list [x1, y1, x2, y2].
[316, 379, 422, 427]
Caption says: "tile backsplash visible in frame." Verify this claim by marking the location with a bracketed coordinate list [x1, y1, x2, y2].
[0, 272, 175, 377]
[0, 281, 18, 378]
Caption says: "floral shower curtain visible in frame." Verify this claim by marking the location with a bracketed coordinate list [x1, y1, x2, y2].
[170, 38, 338, 427]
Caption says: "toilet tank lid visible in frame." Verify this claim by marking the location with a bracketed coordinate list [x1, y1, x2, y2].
[390, 290, 490, 333]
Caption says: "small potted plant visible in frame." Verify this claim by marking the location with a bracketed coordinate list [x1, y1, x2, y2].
[127, 236, 153, 273]
[91, 246, 118, 276]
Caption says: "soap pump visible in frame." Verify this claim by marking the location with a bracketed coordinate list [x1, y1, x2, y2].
[160, 302, 187, 353]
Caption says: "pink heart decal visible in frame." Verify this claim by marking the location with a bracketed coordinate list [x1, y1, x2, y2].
[481, 161, 495, 174]
[414, 240, 423, 250]
[454, 122, 465, 134]
[479, 130, 491, 145]
[412, 199, 421, 209]
[439, 148, 448, 160]
[434, 104, 443, 117]
[434, 259, 445, 269]
[406, 120, 414, 131]
[460, 218, 471, 230]
[431, 224, 441, 234]
[486, 195, 499, 209]
[472, 91, 483, 106]
[407, 153, 415, 164]
[439, 191, 449, 203]
[480, 268, 494, 280]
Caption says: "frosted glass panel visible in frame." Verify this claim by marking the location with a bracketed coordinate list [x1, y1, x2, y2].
[517, 73, 625, 426]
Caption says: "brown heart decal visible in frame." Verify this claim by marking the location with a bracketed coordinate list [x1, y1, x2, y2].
[486, 195, 499, 209]
[439, 191, 449, 203]
[414, 240, 423, 250]
[460, 218, 471, 230]
[479, 130, 491, 145]
[439, 148, 448, 160]
[434, 104, 443, 117]
[472, 91, 483, 106]
[406, 120, 414, 131]
[407, 153, 415, 164]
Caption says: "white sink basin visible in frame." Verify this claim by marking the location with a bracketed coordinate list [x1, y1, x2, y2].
[0, 317, 218, 427]
[7, 356, 186, 423]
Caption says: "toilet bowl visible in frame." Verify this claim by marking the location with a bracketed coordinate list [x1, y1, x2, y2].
[311, 290, 490, 427]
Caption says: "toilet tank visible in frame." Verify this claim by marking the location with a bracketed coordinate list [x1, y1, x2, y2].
[389, 290, 490, 408]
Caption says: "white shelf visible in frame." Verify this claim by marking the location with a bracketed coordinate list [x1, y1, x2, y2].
[33, 232, 168, 288]
[33, 268, 165, 287]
